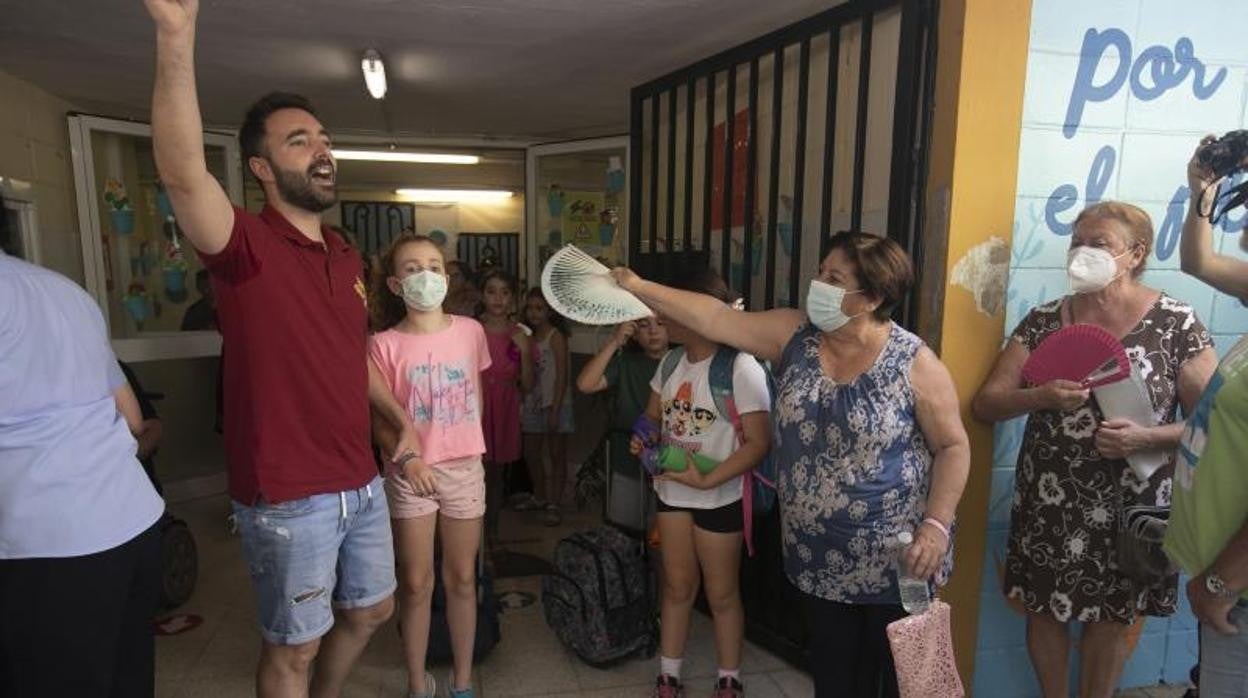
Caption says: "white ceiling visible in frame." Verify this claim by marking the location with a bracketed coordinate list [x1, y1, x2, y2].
[0, 0, 843, 142]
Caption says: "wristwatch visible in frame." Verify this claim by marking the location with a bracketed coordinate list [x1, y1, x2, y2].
[1205, 571, 1237, 599]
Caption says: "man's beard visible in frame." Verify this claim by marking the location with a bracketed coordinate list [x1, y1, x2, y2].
[272, 163, 337, 213]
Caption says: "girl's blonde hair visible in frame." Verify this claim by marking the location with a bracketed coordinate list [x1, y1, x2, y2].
[369, 233, 443, 331]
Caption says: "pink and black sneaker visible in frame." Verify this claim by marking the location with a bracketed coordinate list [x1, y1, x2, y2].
[653, 674, 685, 698]
[711, 676, 744, 698]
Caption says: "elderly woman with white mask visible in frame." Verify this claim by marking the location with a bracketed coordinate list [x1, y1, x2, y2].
[974, 201, 1217, 698]
[613, 230, 970, 698]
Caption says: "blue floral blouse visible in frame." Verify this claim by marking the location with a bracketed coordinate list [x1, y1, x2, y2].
[775, 321, 951, 604]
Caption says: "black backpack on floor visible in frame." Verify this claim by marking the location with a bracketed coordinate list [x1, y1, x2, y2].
[541, 526, 656, 666]
[425, 552, 501, 662]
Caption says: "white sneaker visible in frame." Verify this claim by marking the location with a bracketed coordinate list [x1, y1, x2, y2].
[513, 493, 547, 511]
[406, 672, 435, 698]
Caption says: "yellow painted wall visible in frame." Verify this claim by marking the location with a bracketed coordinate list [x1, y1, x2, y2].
[926, 0, 1032, 685]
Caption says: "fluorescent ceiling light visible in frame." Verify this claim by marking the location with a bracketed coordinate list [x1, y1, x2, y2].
[361, 49, 387, 100]
[396, 189, 513, 203]
[332, 149, 480, 165]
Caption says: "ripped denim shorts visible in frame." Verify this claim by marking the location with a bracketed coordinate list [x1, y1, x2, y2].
[231, 475, 396, 645]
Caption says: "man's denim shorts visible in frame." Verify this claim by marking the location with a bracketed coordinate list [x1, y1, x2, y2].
[231, 475, 396, 645]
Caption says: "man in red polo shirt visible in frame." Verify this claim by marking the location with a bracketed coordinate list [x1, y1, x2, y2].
[146, 1, 417, 695]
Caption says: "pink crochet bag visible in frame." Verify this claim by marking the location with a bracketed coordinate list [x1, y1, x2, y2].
[885, 599, 964, 698]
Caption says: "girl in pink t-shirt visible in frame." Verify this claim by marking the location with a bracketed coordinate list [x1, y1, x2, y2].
[367, 234, 498, 698]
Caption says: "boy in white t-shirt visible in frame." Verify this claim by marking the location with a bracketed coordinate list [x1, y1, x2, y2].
[632, 270, 771, 698]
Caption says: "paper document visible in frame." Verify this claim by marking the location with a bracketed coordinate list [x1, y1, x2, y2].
[1093, 370, 1166, 481]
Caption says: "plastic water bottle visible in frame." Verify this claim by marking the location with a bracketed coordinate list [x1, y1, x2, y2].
[896, 531, 931, 615]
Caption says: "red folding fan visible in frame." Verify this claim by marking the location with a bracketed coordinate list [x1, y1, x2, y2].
[1021, 323, 1131, 389]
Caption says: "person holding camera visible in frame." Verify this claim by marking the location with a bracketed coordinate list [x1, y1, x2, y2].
[1165, 132, 1248, 697]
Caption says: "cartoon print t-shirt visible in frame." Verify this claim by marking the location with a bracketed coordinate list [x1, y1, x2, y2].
[648, 349, 770, 509]
[368, 316, 492, 467]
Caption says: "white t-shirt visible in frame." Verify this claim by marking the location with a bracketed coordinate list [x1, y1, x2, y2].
[649, 349, 771, 509]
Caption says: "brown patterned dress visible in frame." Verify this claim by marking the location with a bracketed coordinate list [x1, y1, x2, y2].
[1004, 294, 1211, 623]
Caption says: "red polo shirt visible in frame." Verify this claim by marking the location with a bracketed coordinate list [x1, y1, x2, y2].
[201, 205, 373, 504]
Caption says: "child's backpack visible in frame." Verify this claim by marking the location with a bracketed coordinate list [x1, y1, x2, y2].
[412, 548, 501, 663]
[541, 526, 657, 666]
[657, 345, 778, 555]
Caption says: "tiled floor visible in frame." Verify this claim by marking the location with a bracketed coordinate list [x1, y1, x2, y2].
[155, 492, 1194, 698]
[154, 495, 814, 698]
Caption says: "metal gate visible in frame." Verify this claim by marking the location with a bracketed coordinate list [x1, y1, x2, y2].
[339, 201, 415, 257]
[627, 0, 940, 665]
[457, 232, 521, 279]
[628, 0, 936, 327]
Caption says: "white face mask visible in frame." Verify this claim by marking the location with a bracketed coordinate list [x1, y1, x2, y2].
[806, 279, 863, 333]
[1066, 246, 1129, 294]
[399, 270, 448, 311]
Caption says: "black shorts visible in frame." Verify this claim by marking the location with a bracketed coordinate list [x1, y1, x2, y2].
[656, 498, 743, 533]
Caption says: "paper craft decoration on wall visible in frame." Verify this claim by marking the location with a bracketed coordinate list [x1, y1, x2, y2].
[104, 178, 135, 236]
[599, 206, 619, 246]
[123, 281, 153, 327]
[547, 184, 566, 218]
[413, 205, 458, 255]
[156, 185, 175, 222]
[730, 224, 764, 289]
[162, 243, 189, 303]
[606, 157, 625, 194]
[777, 195, 795, 256]
[562, 191, 605, 245]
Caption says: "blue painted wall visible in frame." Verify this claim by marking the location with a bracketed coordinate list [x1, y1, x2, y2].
[974, 1, 1248, 694]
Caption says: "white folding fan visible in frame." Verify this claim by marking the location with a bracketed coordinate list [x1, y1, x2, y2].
[540, 245, 652, 325]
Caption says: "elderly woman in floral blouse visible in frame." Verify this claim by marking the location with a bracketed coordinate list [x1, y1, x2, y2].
[614, 231, 970, 697]
[974, 201, 1217, 698]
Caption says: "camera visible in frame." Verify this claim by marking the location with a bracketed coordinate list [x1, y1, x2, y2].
[1197, 129, 1248, 179]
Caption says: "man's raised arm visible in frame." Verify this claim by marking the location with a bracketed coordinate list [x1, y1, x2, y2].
[146, 0, 234, 255]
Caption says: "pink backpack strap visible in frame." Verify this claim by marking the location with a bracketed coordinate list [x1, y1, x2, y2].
[742, 471, 756, 557]
[723, 395, 758, 557]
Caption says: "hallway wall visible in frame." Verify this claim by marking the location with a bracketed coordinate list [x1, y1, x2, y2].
[976, 1, 1248, 694]
[0, 68, 82, 282]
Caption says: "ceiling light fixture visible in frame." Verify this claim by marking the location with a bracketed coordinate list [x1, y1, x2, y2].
[361, 49, 387, 100]
[396, 189, 513, 203]
[332, 149, 480, 165]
